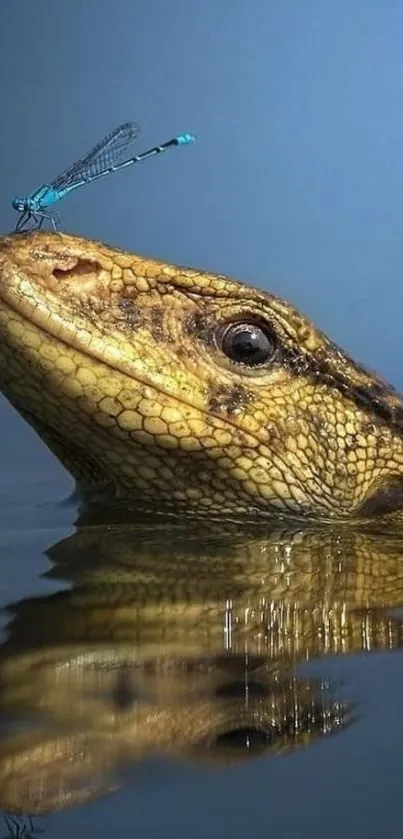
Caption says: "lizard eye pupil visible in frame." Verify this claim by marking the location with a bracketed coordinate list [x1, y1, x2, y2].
[220, 321, 276, 366]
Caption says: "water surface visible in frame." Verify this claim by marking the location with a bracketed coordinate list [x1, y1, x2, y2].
[0, 397, 402, 839]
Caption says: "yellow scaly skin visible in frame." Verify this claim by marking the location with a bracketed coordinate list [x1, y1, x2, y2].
[0, 231, 403, 522]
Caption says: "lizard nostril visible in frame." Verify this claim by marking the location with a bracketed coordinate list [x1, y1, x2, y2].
[52, 258, 102, 281]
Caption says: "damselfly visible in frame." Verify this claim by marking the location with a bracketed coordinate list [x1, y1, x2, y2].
[12, 122, 195, 233]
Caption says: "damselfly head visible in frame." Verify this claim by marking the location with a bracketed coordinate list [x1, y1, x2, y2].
[12, 197, 26, 211]
[175, 133, 196, 145]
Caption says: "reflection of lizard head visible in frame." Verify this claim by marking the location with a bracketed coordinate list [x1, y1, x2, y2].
[0, 643, 348, 814]
[2, 517, 403, 813]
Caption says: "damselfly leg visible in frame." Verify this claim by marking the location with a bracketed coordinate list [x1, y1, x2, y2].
[3, 813, 48, 838]
[14, 210, 61, 234]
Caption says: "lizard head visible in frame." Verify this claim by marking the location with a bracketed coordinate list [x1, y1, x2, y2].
[0, 231, 402, 524]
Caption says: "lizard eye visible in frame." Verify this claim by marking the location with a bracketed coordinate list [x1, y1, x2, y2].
[217, 320, 277, 366]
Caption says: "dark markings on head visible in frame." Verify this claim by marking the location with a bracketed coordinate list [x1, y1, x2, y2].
[148, 306, 174, 343]
[299, 408, 327, 438]
[117, 298, 142, 327]
[149, 306, 164, 335]
[185, 307, 403, 438]
[314, 368, 403, 434]
[184, 312, 215, 345]
[272, 343, 403, 437]
[357, 476, 403, 517]
[208, 383, 253, 416]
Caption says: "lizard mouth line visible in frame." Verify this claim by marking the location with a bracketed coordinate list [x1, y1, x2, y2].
[0, 272, 262, 437]
[0, 271, 320, 510]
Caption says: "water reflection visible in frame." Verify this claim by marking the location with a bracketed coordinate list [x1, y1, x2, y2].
[1, 511, 403, 814]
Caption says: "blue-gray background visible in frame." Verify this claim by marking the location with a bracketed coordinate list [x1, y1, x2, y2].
[2, 0, 403, 498]
[1, 2, 403, 837]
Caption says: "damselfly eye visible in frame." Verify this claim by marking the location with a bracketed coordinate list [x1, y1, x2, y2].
[218, 320, 277, 366]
